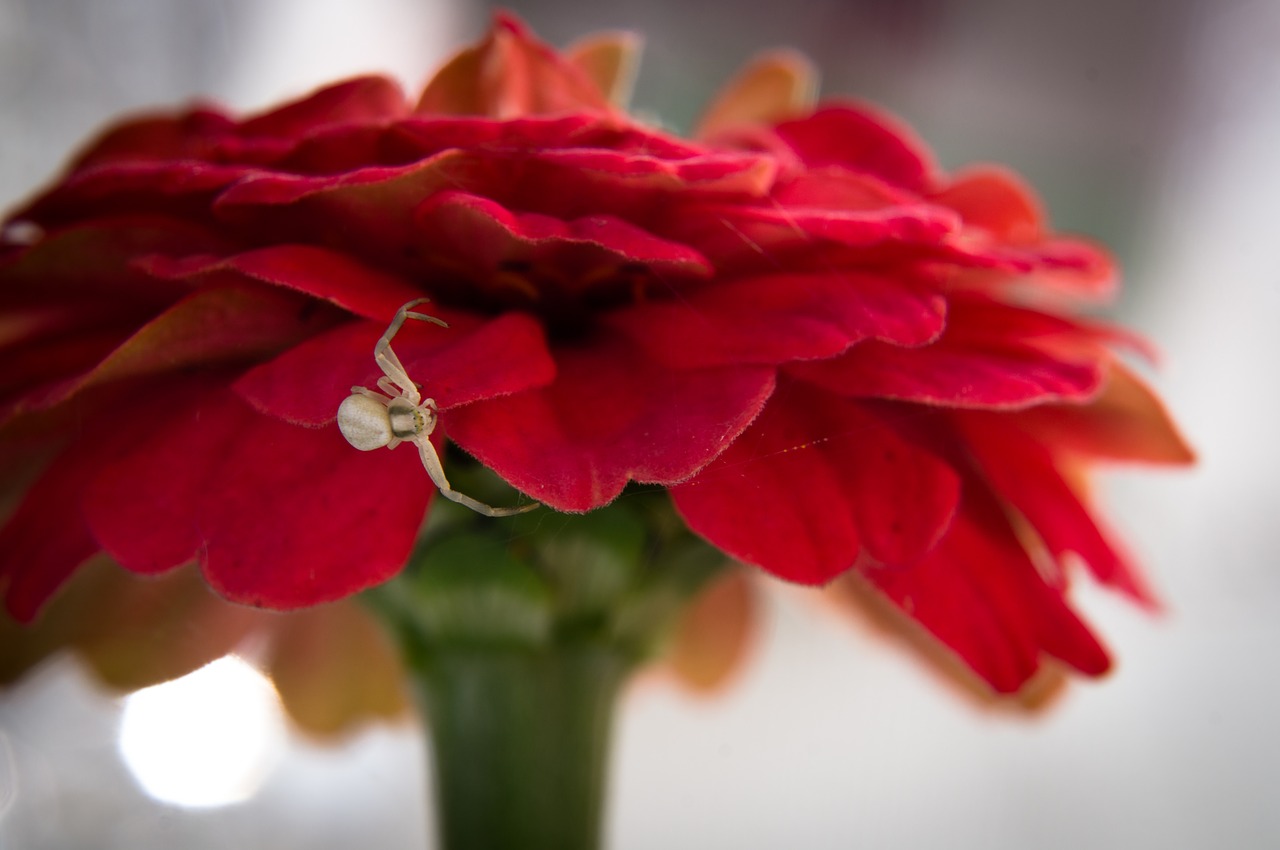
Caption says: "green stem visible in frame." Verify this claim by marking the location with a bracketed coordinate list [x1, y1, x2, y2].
[362, 491, 730, 850]
[412, 643, 629, 850]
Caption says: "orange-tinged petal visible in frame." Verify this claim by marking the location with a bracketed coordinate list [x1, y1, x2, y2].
[696, 50, 818, 140]
[1, 556, 110, 683]
[72, 565, 269, 691]
[1016, 361, 1196, 465]
[566, 31, 643, 108]
[416, 13, 612, 118]
[932, 165, 1044, 243]
[665, 568, 757, 692]
[266, 600, 409, 738]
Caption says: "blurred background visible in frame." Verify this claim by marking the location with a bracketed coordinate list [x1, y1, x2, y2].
[0, 0, 1276, 847]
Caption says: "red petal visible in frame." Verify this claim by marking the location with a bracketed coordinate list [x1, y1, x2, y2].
[83, 382, 253, 575]
[446, 334, 774, 511]
[143, 245, 425, 320]
[772, 103, 938, 192]
[0, 325, 134, 421]
[22, 162, 254, 227]
[389, 114, 715, 166]
[235, 309, 555, 425]
[11, 281, 339, 417]
[0, 448, 101, 622]
[212, 145, 775, 267]
[790, 299, 1105, 409]
[81, 387, 431, 609]
[864, 490, 1112, 693]
[838, 404, 961, 566]
[673, 383, 959, 582]
[663, 197, 955, 273]
[197, 409, 432, 606]
[0, 389, 184, 620]
[605, 271, 944, 369]
[931, 167, 1116, 300]
[0, 216, 224, 306]
[240, 76, 407, 137]
[67, 109, 235, 170]
[957, 413, 1156, 604]
[414, 191, 712, 286]
[195, 396, 432, 608]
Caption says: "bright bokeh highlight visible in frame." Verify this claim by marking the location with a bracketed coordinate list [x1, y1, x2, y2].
[117, 655, 284, 808]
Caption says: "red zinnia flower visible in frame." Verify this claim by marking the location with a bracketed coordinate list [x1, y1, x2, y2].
[0, 15, 1190, 695]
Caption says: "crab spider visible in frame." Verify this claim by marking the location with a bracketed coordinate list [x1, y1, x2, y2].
[336, 298, 538, 517]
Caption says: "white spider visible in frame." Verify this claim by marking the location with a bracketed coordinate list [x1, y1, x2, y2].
[336, 298, 538, 517]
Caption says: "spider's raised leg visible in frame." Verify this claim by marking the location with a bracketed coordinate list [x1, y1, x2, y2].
[413, 437, 539, 517]
[373, 298, 449, 401]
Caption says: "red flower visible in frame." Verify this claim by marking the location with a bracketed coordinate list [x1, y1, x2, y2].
[0, 15, 1190, 693]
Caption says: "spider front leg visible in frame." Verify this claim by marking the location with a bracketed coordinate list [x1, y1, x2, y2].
[374, 298, 449, 403]
[412, 435, 539, 517]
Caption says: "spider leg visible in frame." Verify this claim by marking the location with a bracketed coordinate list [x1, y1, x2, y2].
[376, 375, 406, 398]
[413, 436, 539, 518]
[373, 298, 449, 404]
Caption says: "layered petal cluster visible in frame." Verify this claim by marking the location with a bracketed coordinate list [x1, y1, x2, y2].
[0, 15, 1190, 693]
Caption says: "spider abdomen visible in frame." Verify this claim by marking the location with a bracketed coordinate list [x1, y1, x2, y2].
[337, 394, 395, 451]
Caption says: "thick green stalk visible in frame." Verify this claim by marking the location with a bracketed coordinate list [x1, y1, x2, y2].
[413, 644, 628, 850]
[363, 486, 729, 850]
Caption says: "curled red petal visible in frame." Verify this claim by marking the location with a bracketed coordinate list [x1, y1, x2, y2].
[605, 271, 944, 369]
[446, 334, 774, 511]
[864, 490, 1112, 693]
[413, 191, 712, 289]
[790, 298, 1106, 409]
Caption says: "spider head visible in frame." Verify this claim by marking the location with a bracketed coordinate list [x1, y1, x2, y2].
[388, 397, 433, 440]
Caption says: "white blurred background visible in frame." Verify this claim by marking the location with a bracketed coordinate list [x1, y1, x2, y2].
[1, 0, 1277, 847]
